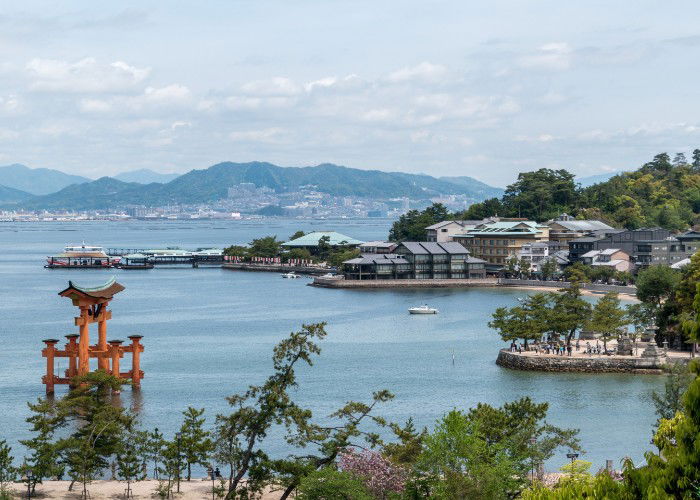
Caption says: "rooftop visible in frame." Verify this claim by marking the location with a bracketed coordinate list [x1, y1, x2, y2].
[399, 241, 469, 255]
[282, 231, 363, 247]
[59, 276, 125, 300]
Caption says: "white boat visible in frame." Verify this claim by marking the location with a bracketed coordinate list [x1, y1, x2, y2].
[281, 272, 301, 279]
[408, 305, 438, 314]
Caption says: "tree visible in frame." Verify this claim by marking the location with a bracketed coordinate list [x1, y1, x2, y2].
[636, 265, 681, 312]
[219, 323, 330, 498]
[145, 428, 166, 479]
[673, 152, 687, 166]
[0, 440, 16, 497]
[563, 262, 590, 284]
[692, 148, 700, 171]
[248, 236, 282, 258]
[540, 258, 557, 280]
[625, 302, 655, 341]
[388, 203, 450, 241]
[289, 230, 305, 241]
[680, 282, 700, 357]
[296, 467, 372, 500]
[117, 434, 144, 499]
[382, 418, 426, 466]
[547, 284, 592, 347]
[284, 248, 312, 262]
[223, 245, 248, 257]
[650, 362, 694, 423]
[327, 248, 360, 268]
[19, 397, 64, 494]
[458, 197, 503, 220]
[178, 407, 213, 481]
[586, 292, 626, 351]
[489, 294, 549, 349]
[501, 169, 578, 221]
[337, 449, 407, 497]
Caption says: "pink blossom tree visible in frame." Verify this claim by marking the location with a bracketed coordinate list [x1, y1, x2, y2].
[338, 449, 407, 498]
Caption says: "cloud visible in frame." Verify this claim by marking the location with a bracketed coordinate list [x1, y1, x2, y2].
[241, 77, 301, 96]
[0, 128, 19, 140]
[0, 95, 20, 113]
[518, 43, 572, 70]
[79, 98, 112, 113]
[142, 84, 191, 103]
[387, 62, 447, 83]
[26, 57, 150, 92]
[229, 127, 289, 144]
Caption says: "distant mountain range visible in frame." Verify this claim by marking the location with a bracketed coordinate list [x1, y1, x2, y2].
[0, 164, 90, 195]
[114, 169, 181, 184]
[576, 171, 624, 188]
[3, 161, 503, 210]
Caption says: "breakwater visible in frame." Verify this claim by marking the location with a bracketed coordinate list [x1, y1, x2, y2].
[312, 277, 499, 288]
[498, 279, 637, 296]
[496, 349, 666, 374]
[222, 263, 329, 275]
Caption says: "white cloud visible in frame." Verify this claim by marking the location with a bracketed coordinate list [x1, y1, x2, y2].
[26, 57, 150, 92]
[79, 98, 112, 113]
[387, 62, 447, 83]
[171, 121, 192, 130]
[0, 128, 19, 140]
[518, 43, 572, 70]
[515, 134, 556, 143]
[241, 77, 301, 96]
[229, 127, 289, 143]
[143, 84, 191, 103]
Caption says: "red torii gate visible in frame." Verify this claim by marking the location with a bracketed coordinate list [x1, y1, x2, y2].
[41, 277, 144, 394]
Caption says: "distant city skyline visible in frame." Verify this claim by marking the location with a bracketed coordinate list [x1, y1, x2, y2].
[1, 1, 700, 185]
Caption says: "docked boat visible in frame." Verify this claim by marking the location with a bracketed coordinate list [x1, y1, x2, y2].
[45, 244, 113, 269]
[116, 253, 154, 270]
[408, 305, 439, 314]
[281, 272, 301, 278]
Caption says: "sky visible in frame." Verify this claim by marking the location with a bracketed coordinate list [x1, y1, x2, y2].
[2, 1, 700, 186]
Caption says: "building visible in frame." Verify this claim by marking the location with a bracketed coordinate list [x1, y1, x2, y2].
[453, 220, 550, 266]
[569, 228, 672, 265]
[580, 248, 631, 272]
[343, 241, 487, 280]
[517, 242, 550, 272]
[635, 231, 700, 269]
[546, 214, 615, 243]
[282, 231, 363, 253]
[425, 220, 480, 242]
[358, 241, 398, 254]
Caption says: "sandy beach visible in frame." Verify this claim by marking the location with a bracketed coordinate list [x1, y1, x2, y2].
[3, 479, 283, 499]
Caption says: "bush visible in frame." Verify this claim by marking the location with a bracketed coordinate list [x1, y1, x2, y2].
[297, 467, 372, 500]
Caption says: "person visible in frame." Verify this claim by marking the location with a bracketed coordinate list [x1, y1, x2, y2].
[575, 340, 580, 351]
[215, 467, 221, 479]
[567, 344, 572, 356]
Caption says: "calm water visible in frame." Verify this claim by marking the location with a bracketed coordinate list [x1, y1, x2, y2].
[0, 219, 662, 471]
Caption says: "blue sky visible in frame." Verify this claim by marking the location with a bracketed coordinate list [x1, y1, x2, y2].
[2, 1, 700, 186]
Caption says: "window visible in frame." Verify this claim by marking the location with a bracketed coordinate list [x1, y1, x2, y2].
[441, 228, 448, 232]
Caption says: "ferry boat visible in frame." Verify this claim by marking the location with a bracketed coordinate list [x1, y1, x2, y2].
[281, 272, 301, 278]
[45, 244, 113, 268]
[408, 305, 439, 315]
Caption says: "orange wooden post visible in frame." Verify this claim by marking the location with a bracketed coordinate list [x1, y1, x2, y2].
[77, 306, 90, 376]
[128, 335, 143, 388]
[65, 334, 79, 378]
[109, 340, 124, 393]
[97, 313, 109, 371]
[42, 339, 59, 394]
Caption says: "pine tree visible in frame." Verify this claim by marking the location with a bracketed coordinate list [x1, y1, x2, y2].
[146, 428, 166, 479]
[587, 292, 626, 351]
[0, 440, 16, 496]
[117, 436, 144, 499]
[178, 407, 213, 480]
[19, 399, 65, 494]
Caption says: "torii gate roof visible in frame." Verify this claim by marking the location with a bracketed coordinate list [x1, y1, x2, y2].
[58, 276, 125, 300]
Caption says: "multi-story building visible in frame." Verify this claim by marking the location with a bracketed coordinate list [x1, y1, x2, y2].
[425, 220, 481, 242]
[568, 228, 672, 265]
[546, 213, 616, 243]
[358, 241, 398, 254]
[517, 242, 550, 272]
[343, 241, 487, 280]
[635, 230, 700, 269]
[453, 220, 550, 266]
[581, 248, 631, 272]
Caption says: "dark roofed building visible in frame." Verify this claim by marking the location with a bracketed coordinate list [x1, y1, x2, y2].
[569, 227, 672, 265]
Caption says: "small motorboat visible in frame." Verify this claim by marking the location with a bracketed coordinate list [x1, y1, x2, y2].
[281, 272, 301, 278]
[408, 305, 438, 315]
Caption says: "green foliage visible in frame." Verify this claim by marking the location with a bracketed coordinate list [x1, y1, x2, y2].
[489, 293, 549, 348]
[636, 265, 681, 310]
[178, 407, 213, 481]
[547, 284, 592, 347]
[502, 169, 578, 221]
[383, 418, 426, 466]
[289, 230, 305, 241]
[145, 428, 166, 479]
[117, 433, 144, 497]
[459, 197, 504, 220]
[296, 467, 372, 500]
[558, 459, 592, 483]
[284, 247, 312, 261]
[223, 245, 248, 257]
[248, 236, 282, 258]
[388, 203, 450, 241]
[586, 292, 626, 350]
[522, 470, 635, 499]
[563, 262, 590, 284]
[651, 362, 694, 423]
[0, 440, 15, 494]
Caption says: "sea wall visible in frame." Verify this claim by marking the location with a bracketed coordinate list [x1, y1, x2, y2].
[496, 349, 665, 374]
[222, 263, 328, 275]
[498, 279, 637, 296]
[311, 277, 499, 288]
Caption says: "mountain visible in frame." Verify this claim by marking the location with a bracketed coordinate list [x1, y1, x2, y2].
[0, 184, 34, 204]
[114, 169, 181, 184]
[13, 162, 503, 210]
[0, 164, 90, 195]
[439, 175, 504, 198]
[576, 171, 622, 188]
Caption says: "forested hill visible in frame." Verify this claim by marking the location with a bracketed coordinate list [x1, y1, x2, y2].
[11, 162, 502, 210]
[461, 151, 700, 230]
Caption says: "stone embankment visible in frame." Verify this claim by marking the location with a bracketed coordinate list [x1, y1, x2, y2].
[311, 277, 499, 288]
[496, 345, 668, 374]
[498, 279, 637, 296]
[223, 263, 329, 275]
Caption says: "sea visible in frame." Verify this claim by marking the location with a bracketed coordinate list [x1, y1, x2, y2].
[0, 218, 662, 472]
